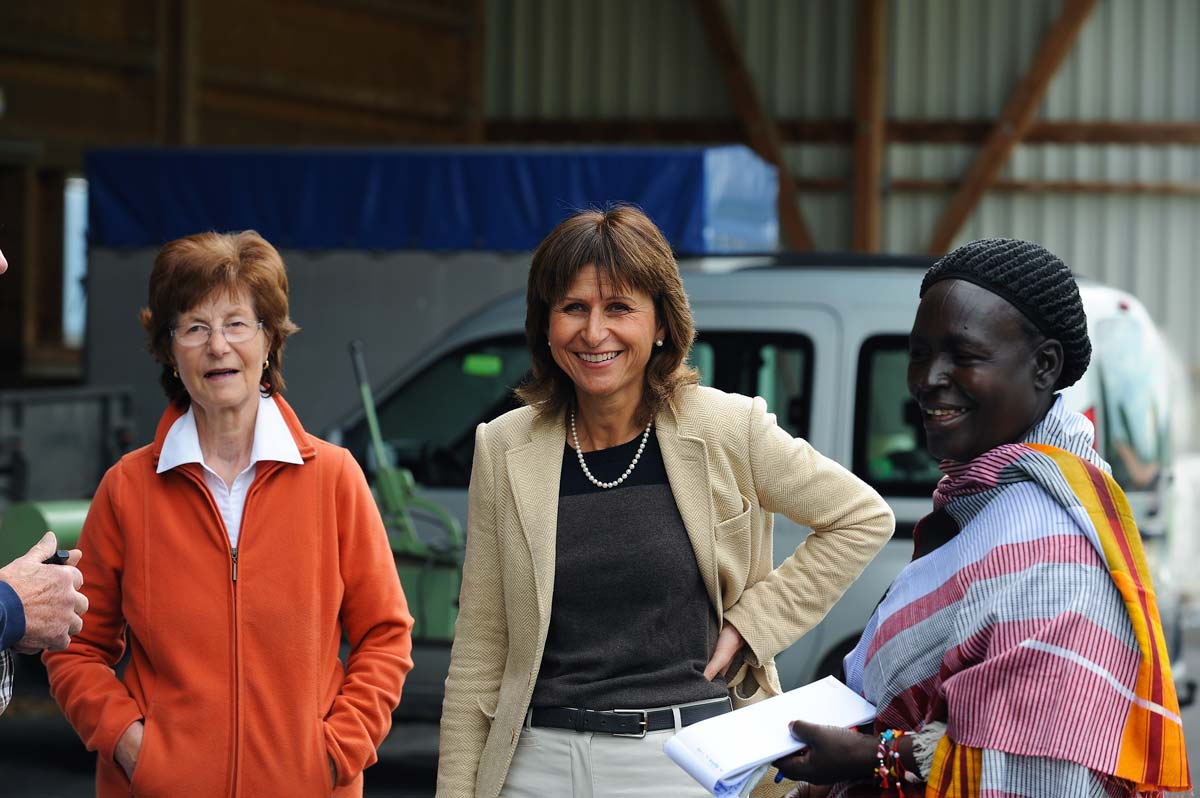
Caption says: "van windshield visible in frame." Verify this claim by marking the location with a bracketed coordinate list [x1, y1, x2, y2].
[853, 336, 941, 497]
[343, 336, 530, 487]
[1092, 314, 1170, 492]
[344, 332, 812, 488]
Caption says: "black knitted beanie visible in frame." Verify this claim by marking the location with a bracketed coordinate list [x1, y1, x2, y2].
[920, 238, 1091, 389]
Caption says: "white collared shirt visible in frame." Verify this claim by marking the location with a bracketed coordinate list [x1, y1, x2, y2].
[156, 395, 304, 547]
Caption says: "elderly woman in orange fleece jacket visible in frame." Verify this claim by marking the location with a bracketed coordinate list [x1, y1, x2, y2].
[44, 231, 414, 798]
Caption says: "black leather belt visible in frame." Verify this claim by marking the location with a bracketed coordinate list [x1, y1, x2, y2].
[528, 696, 732, 738]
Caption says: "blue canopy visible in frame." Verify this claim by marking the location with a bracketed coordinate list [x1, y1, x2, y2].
[86, 146, 778, 253]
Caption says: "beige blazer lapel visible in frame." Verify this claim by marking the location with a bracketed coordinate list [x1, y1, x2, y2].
[505, 412, 565, 627]
[657, 402, 722, 617]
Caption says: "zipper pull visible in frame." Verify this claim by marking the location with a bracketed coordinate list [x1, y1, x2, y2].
[231, 547, 238, 582]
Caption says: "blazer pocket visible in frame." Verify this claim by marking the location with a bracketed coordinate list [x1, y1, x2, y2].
[715, 497, 753, 606]
[478, 695, 499, 721]
[714, 495, 752, 540]
[725, 662, 772, 710]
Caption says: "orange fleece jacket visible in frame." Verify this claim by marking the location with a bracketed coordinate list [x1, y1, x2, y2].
[44, 395, 414, 798]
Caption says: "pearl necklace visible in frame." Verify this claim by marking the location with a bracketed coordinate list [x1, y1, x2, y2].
[569, 410, 653, 489]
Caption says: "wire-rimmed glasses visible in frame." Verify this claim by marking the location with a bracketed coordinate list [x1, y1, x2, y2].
[171, 319, 264, 348]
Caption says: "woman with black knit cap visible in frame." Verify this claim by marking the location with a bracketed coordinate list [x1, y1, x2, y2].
[773, 239, 1191, 798]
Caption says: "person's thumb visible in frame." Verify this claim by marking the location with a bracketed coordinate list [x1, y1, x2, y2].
[789, 720, 820, 742]
[24, 530, 58, 561]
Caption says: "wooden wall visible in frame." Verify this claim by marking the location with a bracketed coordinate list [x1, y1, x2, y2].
[0, 0, 486, 383]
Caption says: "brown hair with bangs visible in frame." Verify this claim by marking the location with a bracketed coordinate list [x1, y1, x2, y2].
[516, 205, 698, 424]
[139, 230, 300, 408]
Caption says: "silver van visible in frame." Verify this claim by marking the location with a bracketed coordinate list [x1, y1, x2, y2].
[330, 256, 1193, 716]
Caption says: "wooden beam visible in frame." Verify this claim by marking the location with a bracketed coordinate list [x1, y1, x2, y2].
[691, 0, 813, 249]
[336, 0, 476, 29]
[198, 86, 466, 143]
[154, 0, 169, 143]
[892, 120, 1200, 145]
[465, 0, 487, 142]
[487, 118, 749, 143]
[896, 178, 1200, 196]
[486, 118, 1200, 146]
[0, 167, 25, 384]
[178, 0, 199, 146]
[852, 0, 886, 252]
[155, 0, 199, 145]
[1030, 120, 1200, 144]
[33, 170, 64, 348]
[792, 177, 851, 192]
[790, 176, 1200, 196]
[927, 0, 1099, 253]
[0, 33, 156, 73]
[202, 66, 462, 124]
[19, 167, 39, 354]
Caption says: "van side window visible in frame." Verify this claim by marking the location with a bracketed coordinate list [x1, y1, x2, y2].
[343, 335, 529, 488]
[691, 333, 812, 438]
[853, 336, 941, 496]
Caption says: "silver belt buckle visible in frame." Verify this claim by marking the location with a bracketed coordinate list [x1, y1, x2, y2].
[611, 708, 649, 738]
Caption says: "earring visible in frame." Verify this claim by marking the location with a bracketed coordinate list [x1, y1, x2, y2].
[172, 367, 179, 378]
[655, 339, 664, 347]
[263, 358, 269, 370]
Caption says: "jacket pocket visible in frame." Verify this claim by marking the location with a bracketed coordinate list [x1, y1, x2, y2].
[715, 493, 752, 538]
[725, 662, 773, 710]
[478, 695, 498, 721]
[317, 715, 334, 794]
[128, 718, 159, 796]
[715, 496, 753, 606]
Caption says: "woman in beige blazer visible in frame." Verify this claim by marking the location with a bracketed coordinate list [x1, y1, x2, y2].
[436, 206, 894, 798]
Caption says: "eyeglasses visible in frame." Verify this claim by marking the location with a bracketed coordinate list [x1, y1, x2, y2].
[171, 319, 264, 348]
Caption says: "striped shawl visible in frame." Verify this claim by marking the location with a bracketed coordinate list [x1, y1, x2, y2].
[841, 398, 1190, 797]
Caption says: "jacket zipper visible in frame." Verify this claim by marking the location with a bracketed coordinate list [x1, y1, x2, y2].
[180, 460, 288, 798]
[230, 549, 240, 798]
[177, 466, 241, 798]
[227, 463, 280, 798]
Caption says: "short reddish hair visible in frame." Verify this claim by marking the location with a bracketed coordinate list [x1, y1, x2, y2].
[139, 231, 300, 407]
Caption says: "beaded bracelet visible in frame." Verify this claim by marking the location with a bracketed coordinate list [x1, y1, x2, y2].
[874, 729, 908, 794]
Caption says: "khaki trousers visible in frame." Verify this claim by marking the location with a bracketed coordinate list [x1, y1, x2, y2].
[498, 723, 711, 798]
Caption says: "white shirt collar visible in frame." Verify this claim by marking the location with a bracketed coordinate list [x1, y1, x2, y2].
[156, 395, 304, 474]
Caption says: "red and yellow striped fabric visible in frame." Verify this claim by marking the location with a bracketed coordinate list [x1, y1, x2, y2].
[1030, 445, 1189, 793]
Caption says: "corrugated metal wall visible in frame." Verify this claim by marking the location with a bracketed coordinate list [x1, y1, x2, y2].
[487, 0, 1200, 436]
[489, 0, 1199, 123]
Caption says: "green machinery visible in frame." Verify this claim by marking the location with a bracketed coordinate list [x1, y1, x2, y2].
[349, 341, 464, 642]
[0, 500, 90, 566]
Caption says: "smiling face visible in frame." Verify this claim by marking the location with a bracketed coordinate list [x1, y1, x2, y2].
[547, 265, 664, 414]
[907, 279, 1063, 462]
[171, 288, 268, 419]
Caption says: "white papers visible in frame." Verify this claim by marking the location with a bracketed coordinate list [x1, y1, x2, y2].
[664, 677, 876, 797]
